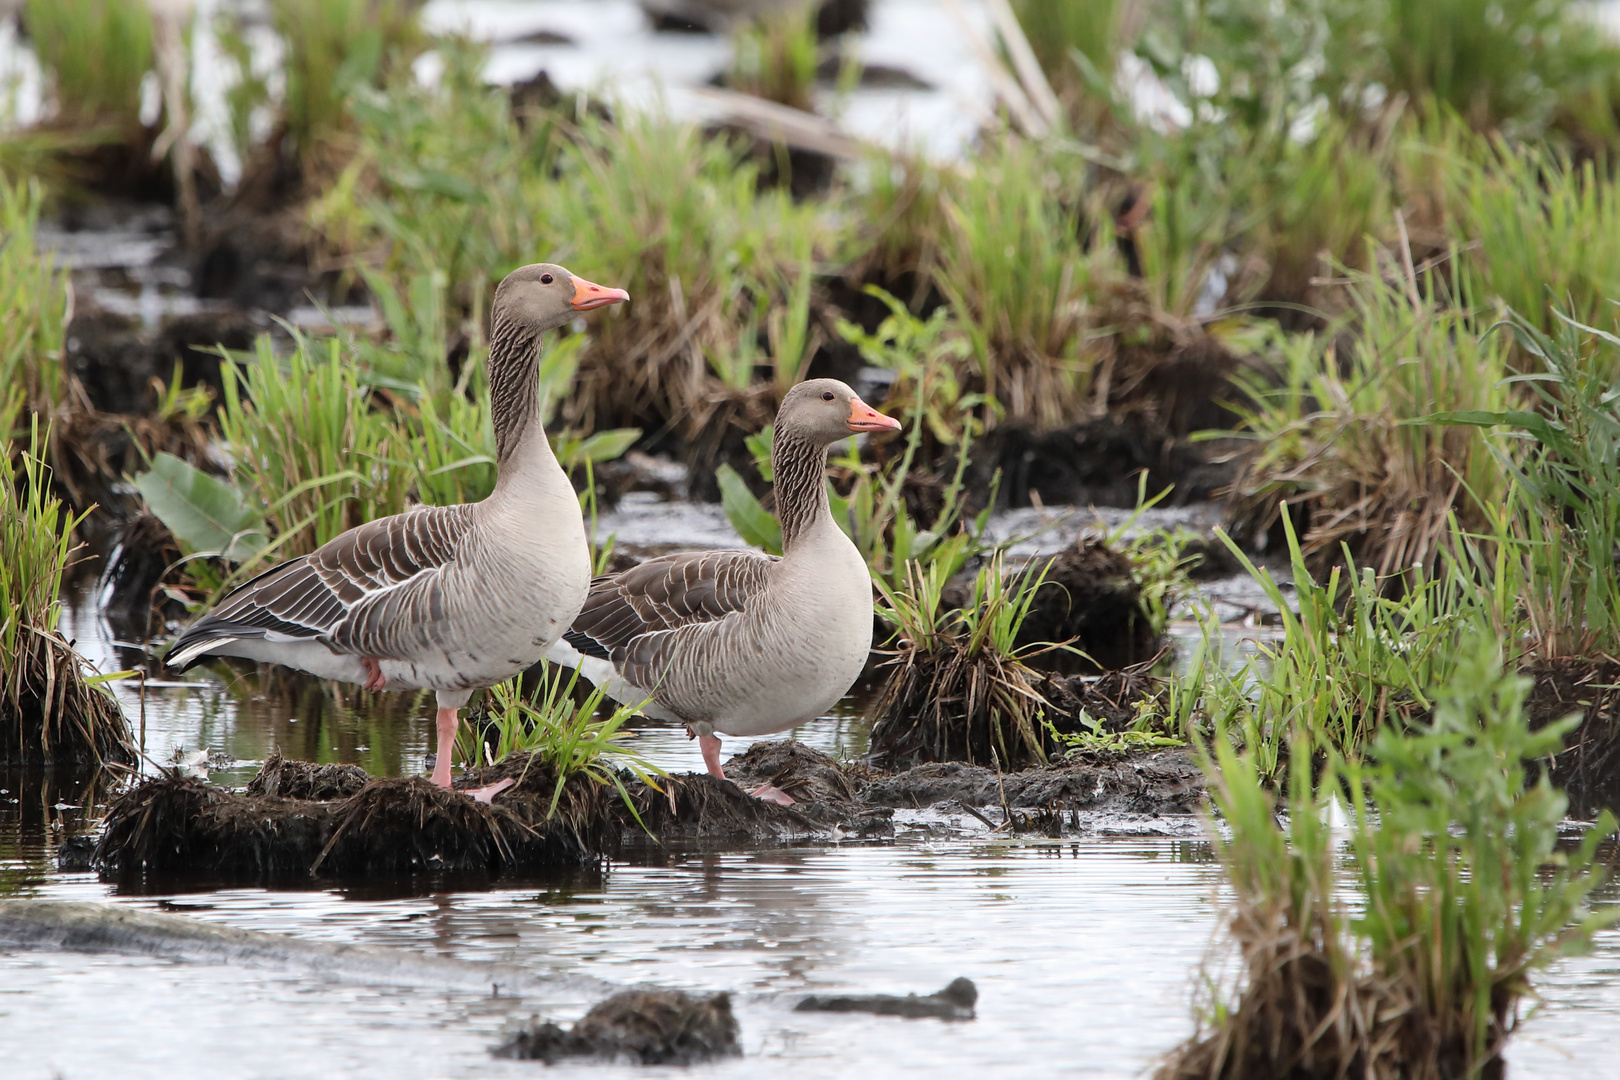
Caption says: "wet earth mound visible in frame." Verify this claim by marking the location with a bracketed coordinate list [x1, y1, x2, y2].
[93, 752, 816, 884]
[493, 989, 741, 1065]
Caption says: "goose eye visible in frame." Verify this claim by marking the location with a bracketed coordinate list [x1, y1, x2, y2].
[540, 273, 554, 285]
[822, 391, 835, 401]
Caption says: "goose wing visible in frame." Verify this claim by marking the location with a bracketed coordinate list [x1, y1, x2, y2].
[562, 549, 777, 675]
[166, 503, 476, 669]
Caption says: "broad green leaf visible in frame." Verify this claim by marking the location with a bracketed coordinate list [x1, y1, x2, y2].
[717, 463, 782, 554]
[134, 452, 268, 561]
[558, 427, 640, 469]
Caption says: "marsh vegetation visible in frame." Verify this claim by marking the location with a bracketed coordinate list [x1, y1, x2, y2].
[7, 0, 1620, 1074]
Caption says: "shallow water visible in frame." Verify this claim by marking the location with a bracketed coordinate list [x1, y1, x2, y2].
[7, 5, 1620, 1067]
[4, 593, 1620, 1077]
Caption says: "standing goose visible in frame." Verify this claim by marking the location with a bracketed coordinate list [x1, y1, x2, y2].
[166, 264, 628, 801]
[547, 379, 901, 803]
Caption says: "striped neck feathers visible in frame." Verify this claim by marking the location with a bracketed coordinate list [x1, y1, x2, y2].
[772, 427, 833, 552]
[488, 315, 546, 468]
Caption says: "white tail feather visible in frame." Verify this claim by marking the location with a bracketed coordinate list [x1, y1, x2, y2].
[167, 637, 239, 668]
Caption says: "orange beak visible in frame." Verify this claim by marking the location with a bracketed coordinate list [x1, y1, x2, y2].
[848, 396, 902, 433]
[571, 275, 630, 312]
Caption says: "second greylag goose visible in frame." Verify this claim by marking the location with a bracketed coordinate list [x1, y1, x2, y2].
[166, 264, 629, 801]
[547, 379, 901, 803]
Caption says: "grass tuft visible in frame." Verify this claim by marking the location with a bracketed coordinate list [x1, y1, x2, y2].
[0, 176, 70, 424]
[1162, 632, 1616, 1079]
[463, 667, 665, 827]
[24, 0, 154, 130]
[0, 417, 133, 767]
[268, 0, 424, 160]
[869, 554, 1060, 770]
[1225, 259, 1509, 574]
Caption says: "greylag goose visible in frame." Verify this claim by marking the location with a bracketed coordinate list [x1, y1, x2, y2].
[166, 264, 629, 801]
[547, 379, 900, 803]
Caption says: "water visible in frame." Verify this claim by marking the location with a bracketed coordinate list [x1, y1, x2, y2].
[6, 5, 1620, 1072]
[4, 589, 1620, 1077]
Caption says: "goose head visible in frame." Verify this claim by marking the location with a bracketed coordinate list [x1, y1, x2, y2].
[493, 263, 629, 333]
[777, 379, 902, 446]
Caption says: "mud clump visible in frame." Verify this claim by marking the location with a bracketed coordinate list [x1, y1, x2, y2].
[1526, 657, 1620, 815]
[619, 770, 815, 845]
[95, 761, 606, 883]
[93, 751, 816, 884]
[857, 748, 1202, 818]
[493, 989, 741, 1065]
[1004, 539, 1161, 671]
[869, 643, 1165, 772]
[245, 751, 370, 800]
[971, 415, 1235, 510]
[1, 625, 136, 769]
[796, 977, 977, 1020]
[723, 740, 895, 836]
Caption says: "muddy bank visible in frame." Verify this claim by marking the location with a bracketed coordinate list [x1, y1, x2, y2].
[0, 897, 608, 997]
[1528, 657, 1620, 816]
[90, 740, 1203, 884]
[92, 750, 815, 884]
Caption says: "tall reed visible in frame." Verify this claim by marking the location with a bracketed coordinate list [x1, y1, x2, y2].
[313, 55, 834, 437]
[0, 176, 69, 422]
[24, 0, 153, 129]
[1435, 311, 1620, 660]
[1451, 143, 1620, 365]
[216, 333, 411, 560]
[936, 137, 1113, 424]
[269, 0, 423, 157]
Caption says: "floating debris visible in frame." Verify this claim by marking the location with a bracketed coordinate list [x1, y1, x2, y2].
[796, 976, 978, 1020]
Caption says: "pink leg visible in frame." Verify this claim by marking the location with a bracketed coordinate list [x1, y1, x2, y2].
[362, 657, 386, 692]
[698, 733, 793, 805]
[432, 705, 514, 804]
[431, 707, 458, 789]
[699, 733, 727, 780]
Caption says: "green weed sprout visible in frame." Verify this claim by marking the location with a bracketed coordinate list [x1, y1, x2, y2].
[461, 667, 664, 824]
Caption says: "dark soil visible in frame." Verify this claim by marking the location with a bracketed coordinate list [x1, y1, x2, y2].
[93, 750, 814, 884]
[969, 416, 1238, 511]
[1527, 657, 1620, 816]
[795, 976, 977, 1020]
[493, 990, 741, 1065]
[90, 739, 1201, 884]
[858, 747, 1202, 818]
[978, 537, 1160, 671]
[0, 626, 135, 769]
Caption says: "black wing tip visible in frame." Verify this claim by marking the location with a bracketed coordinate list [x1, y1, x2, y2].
[564, 629, 613, 661]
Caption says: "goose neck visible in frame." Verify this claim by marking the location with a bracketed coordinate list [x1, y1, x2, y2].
[773, 428, 832, 553]
[487, 318, 565, 500]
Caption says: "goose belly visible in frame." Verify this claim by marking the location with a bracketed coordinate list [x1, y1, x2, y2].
[703, 602, 873, 739]
[384, 562, 587, 691]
